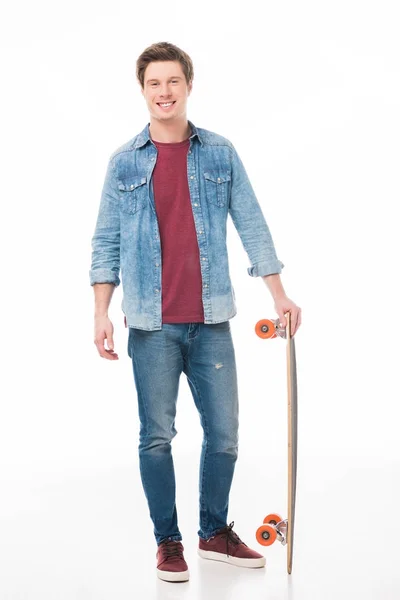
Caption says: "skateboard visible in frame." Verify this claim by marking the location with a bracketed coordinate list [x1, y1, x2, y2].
[254, 312, 298, 574]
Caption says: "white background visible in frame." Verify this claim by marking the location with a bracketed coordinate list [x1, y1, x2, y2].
[1, 0, 399, 598]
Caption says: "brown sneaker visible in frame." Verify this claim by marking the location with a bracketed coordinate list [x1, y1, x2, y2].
[198, 521, 266, 568]
[156, 539, 189, 582]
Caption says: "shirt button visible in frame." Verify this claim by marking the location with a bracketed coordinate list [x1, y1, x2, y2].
[202, 257, 206, 261]
[155, 263, 159, 267]
[217, 178, 221, 182]
[130, 185, 134, 190]
[190, 176, 194, 179]
[155, 289, 159, 293]
[199, 230, 203, 234]
[194, 203, 198, 207]
[204, 284, 208, 288]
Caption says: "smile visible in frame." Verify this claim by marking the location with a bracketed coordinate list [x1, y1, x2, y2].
[157, 101, 176, 109]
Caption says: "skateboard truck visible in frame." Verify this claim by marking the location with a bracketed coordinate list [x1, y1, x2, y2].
[275, 520, 288, 546]
[257, 318, 287, 340]
[256, 514, 288, 547]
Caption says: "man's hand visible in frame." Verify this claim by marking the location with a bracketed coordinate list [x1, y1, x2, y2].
[274, 296, 302, 337]
[94, 316, 119, 360]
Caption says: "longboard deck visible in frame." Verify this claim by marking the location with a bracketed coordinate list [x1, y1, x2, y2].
[287, 314, 298, 574]
[254, 312, 298, 575]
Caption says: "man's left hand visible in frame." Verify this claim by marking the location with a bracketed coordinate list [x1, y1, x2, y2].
[274, 296, 302, 337]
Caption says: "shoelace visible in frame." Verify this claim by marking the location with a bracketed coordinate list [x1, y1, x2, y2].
[215, 521, 245, 556]
[160, 540, 184, 561]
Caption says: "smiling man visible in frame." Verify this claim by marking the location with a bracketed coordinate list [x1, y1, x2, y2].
[89, 41, 301, 583]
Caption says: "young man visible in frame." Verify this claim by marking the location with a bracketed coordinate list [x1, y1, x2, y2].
[90, 42, 301, 583]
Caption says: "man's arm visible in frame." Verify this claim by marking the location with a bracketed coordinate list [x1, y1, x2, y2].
[228, 143, 284, 277]
[262, 273, 286, 300]
[228, 144, 301, 336]
[92, 283, 119, 360]
[89, 156, 121, 288]
[89, 156, 121, 360]
[93, 282, 116, 318]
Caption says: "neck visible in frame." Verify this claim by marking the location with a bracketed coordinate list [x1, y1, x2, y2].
[149, 117, 191, 143]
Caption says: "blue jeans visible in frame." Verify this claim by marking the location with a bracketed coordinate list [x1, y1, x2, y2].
[127, 321, 239, 544]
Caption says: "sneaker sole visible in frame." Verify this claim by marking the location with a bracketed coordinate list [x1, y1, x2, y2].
[198, 549, 266, 568]
[156, 568, 190, 582]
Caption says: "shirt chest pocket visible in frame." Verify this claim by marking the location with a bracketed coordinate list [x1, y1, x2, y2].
[118, 176, 148, 215]
[203, 171, 231, 207]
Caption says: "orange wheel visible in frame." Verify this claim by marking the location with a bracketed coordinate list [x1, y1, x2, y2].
[263, 513, 283, 526]
[255, 319, 277, 339]
[256, 523, 277, 546]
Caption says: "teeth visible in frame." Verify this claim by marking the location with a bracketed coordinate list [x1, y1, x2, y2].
[159, 102, 173, 107]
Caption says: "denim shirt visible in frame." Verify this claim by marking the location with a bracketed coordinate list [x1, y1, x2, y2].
[89, 120, 284, 330]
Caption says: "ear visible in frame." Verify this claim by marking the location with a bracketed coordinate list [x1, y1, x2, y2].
[188, 80, 193, 96]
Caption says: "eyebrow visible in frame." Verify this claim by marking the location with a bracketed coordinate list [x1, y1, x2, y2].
[146, 76, 183, 83]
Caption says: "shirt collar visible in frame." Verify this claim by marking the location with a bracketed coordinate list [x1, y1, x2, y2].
[132, 119, 203, 149]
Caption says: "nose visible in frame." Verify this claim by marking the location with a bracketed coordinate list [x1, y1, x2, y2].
[159, 83, 171, 97]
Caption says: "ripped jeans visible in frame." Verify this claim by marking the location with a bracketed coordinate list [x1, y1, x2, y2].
[127, 321, 239, 544]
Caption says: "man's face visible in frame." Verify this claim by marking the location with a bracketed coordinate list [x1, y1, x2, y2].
[141, 61, 192, 123]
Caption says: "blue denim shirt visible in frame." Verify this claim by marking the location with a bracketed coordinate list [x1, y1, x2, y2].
[89, 120, 284, 330]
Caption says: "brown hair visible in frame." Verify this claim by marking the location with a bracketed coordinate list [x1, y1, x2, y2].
[136, 42, 194, 89]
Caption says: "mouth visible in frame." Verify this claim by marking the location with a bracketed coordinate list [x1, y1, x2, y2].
[157, 101, 176, 111]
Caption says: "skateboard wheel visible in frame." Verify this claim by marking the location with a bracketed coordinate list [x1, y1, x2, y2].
[256, 523, 277, 546]
[255, 319, 277, 339]
[263, 513, 283, 526]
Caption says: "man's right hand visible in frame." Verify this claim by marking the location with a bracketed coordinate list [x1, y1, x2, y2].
[94, 316, 119, 360]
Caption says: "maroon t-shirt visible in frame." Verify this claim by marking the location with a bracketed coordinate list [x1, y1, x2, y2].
[152, 137, 204, 323]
